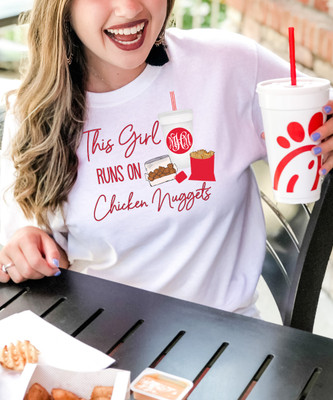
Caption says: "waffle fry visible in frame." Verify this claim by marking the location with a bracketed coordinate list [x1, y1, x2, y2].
[24, 383, 51, 400]
[90, 386, 114, 400]
[0, 340, 39, 371]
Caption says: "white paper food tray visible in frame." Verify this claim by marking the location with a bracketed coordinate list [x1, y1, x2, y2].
[21, 364, 130, 400]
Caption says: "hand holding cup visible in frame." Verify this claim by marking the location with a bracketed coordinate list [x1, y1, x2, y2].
[311, 100, 333, 176]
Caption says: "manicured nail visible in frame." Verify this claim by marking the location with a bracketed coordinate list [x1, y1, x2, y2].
[320, 168, 327, 176]
[313, 147, 322, 155]
[52, 258, 60, 268]
[311, 132, 321, 141]
[324, 105, 332, 113]
[53, 270, 61, 277]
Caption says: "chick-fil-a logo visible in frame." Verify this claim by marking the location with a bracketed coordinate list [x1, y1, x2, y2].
[166, 127, 193, 154]
[274, 112, 323, 192]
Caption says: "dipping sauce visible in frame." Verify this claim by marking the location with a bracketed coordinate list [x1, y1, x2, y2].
[133, 373, 188, 400]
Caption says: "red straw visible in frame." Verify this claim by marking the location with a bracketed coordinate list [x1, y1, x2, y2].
[288, 27, 297, 86]
[170, 91, 177, 111]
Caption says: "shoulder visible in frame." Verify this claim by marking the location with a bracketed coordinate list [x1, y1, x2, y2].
[164, 28, 290, 83]
[165, 27, 259, 60]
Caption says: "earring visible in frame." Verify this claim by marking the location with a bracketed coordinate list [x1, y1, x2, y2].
[65, 20, 74, 65]
[67, 47, 73, 65]
[146, 37, 169, 66]
[155, 32, 166, 47]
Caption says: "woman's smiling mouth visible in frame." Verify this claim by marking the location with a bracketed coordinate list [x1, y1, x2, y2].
[104, 20, 147, 50]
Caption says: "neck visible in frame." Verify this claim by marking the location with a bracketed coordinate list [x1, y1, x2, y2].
[87, 64, 147, 92]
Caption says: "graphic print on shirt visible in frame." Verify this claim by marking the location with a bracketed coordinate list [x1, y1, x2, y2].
[82, 92, 216, 221]
[147, 91, 216, 186]
[145, 147, 216, 187]
[274, 112, 323, 193]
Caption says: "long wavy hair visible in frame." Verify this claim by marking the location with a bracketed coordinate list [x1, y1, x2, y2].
[10, 0, 175, 230]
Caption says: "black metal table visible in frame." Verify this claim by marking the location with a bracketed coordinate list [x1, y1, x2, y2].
[1, 269, 333, 400]
[0, 0, 33, 27]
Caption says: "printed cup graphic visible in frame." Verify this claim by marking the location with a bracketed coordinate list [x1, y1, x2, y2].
[257, 77, 330, 204]
[158, 109, 193, 170]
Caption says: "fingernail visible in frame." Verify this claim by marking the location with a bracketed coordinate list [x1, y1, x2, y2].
[324, 105, 332, 113]
[313, 147, 322, 155]
[52, 258, 60, 268]
[53, 270, 61, 277]
[320, 168, 327, 176]
[311, 132, 321, 141]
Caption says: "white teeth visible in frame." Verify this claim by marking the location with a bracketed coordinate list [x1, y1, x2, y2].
[113, 32, 142, 45]
[107, 22, 144, 36]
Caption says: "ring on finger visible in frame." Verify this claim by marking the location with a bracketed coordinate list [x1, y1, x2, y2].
[1, 262, 15, 273]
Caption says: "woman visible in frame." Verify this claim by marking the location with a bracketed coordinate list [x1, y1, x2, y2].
[1, 0, 332, 317]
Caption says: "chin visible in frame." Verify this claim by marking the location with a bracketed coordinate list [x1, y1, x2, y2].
[117, 55, 149, 71]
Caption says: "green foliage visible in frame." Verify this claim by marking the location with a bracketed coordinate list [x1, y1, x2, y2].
[0, 24, 28, 44]
[179, 0, 227, 29]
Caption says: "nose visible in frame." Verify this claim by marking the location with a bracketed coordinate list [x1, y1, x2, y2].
[113, 0, 144, 19]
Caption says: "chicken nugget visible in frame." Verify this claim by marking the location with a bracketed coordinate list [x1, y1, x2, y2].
[90, 386, 113, 400]
[51, 388, 82, 400]
[24, 383, 51, 400]
[90, 398, 110, 400]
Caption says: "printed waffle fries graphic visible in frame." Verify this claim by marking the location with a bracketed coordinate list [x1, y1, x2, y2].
[0, 340, 39, 371]
[189, 149, 216, 181]
[190, 149, 214, 159]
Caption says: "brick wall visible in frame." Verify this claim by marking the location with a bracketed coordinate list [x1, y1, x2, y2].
[297, 0, 331, 14]
[223, 0, 333, 83]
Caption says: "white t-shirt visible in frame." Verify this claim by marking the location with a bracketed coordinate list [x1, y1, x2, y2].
[1, 28, 291, 316]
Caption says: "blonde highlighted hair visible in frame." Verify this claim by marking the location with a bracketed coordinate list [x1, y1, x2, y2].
[10, 0, 175, 229]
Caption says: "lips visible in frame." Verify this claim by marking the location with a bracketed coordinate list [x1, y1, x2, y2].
[104, 20, 147, 51]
